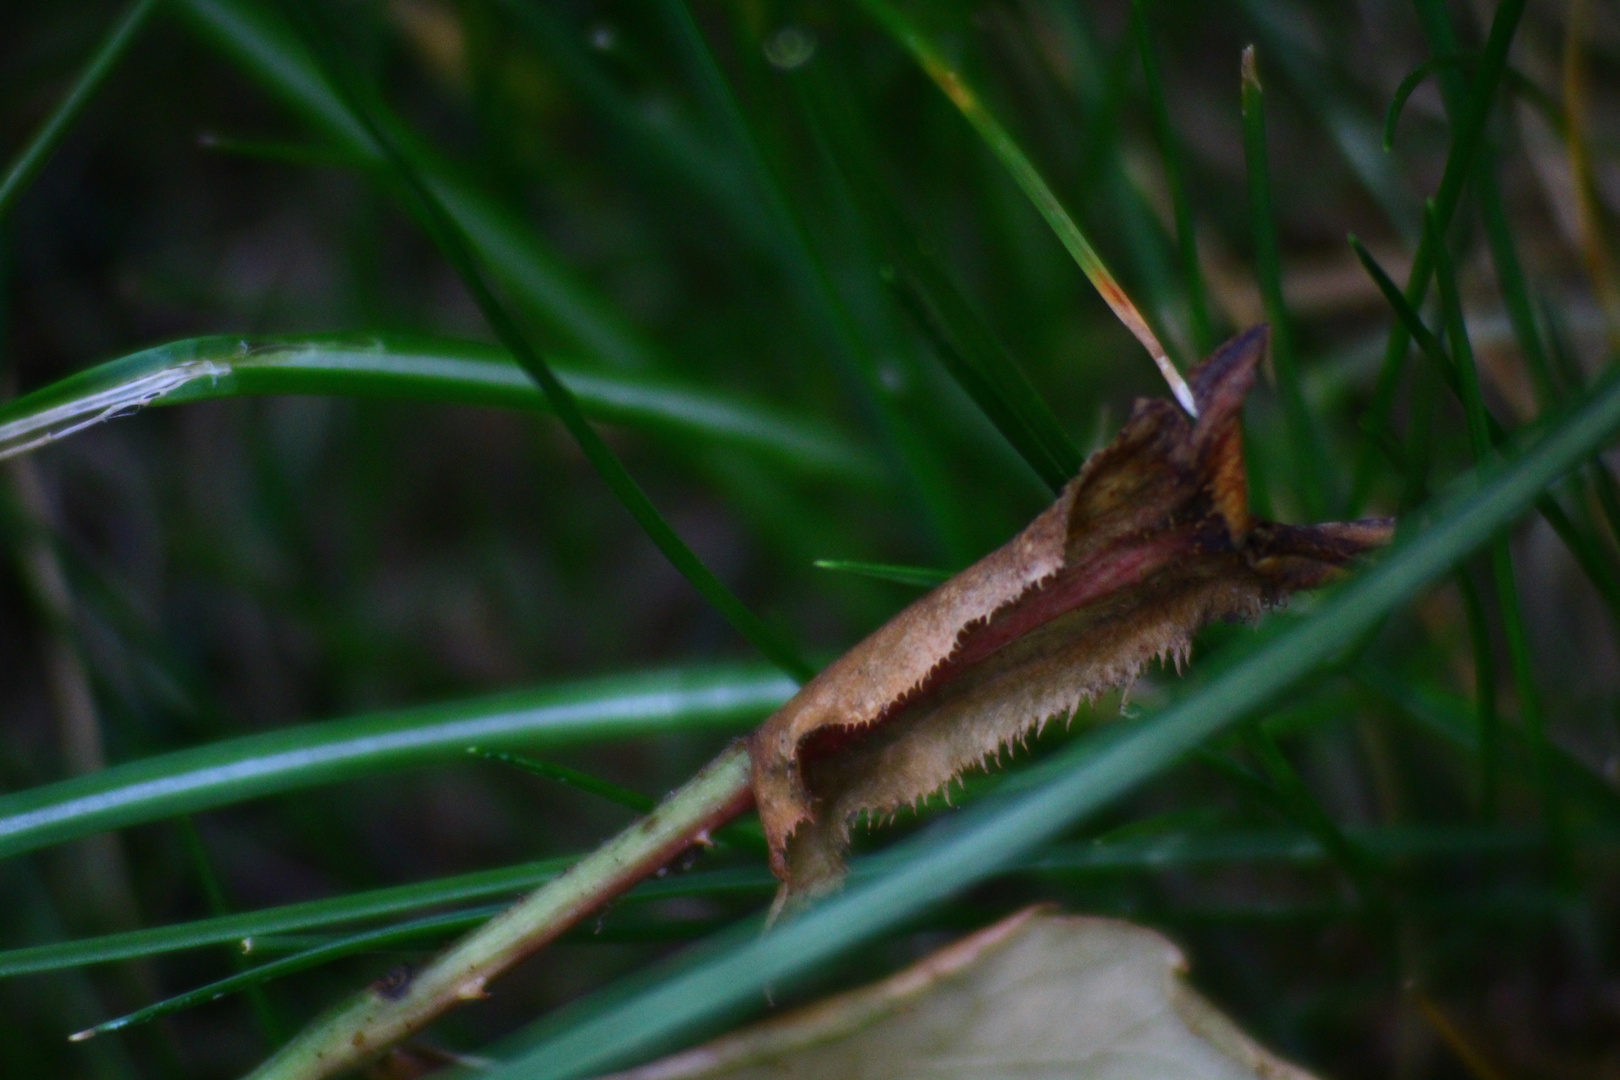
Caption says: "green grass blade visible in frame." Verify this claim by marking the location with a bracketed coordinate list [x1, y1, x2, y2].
[657, 2, 974, 563]
[0, 0, 158, 222]
[795, 62, 1079, 492]
[1242, 47, 1328, 517]
[1352, 236, 1620, 626]
[1240, 729, 1378, 897]
[0, 858, 576, 978]
[1131, 0, 1215, 352]
[68, 905, 507, 1042]
[1384, 54, 1462, 152]
[284, 2, 815, 682]
[1349, 0, 1528, 512]
[467, 749, 656, 814]
[11, 818, 1612, 981]
[0, 335, 880, 481]
[1456, 569, 1500, 820]
[1357, 665, 1620, 822]
[1430, 205, 1567, 869]
[1233, 0, 1416, 237]
[811, 559, 950, 587]
[858, 0, 1197, 416]
[491, 0, 770, 256]
[174, 0, 664, 372]
[0, 663, 792, 862]
[484, 361, 1620, 1080]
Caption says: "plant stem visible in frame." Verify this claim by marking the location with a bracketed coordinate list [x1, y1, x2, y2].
[242, 742, 754, 1080]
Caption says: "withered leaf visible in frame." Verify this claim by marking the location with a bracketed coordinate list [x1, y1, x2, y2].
[596, 907, 1319, 1080]
[751, 326, 1391, 904]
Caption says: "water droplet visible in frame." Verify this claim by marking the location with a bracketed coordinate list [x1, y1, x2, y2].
[589, 23, 617, 51]
[764, 26, 816, 70]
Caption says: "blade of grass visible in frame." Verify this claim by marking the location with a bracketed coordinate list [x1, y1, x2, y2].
[1348, 0, 1528, 512]
[243, 742, 757, 1080]
[1241, 728, 1379, 898]
[469, 748, 768, 855]
[1233, 0, 1416, 236]
[10, 818, 1609, 980]
[282, 3, 813, 683]
[68, 905, 509, 1043]
[858, 0, 1198, 417]
[1351, 235, 1620, 627]
[1429, 204, 1566, 869]
[656, 0, 974, 564]
[811, 559, 950, 588]
[481, 355, 1620, 1080]
[1131, 0, 1216, 352]
[1563, 0, 1620, 339]
[1413, 0, 1559, 413]
[466, 749, 655, 814]
[175, 0, 662, 372]
[0, 0, 158, 223]
[883, 274, 1074, 492]
[0, 335, 881, 481]
[1357, 664, 1620, 822]
[1242, 46, 1328, 517]
[177, 818, 282, 1045]
[0, 857, 577, 978]
[1456, 568, 1500, 820]
[0, 663, 792, 862]
[794, 59, 1079, 491]
[490, 0, 772, 257]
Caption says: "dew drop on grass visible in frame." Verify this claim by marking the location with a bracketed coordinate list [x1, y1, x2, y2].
[764, 26, 816, 70]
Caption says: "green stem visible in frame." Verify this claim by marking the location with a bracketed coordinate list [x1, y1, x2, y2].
[242, 743, 754, 1080]
[1242, 45, 1327, 517]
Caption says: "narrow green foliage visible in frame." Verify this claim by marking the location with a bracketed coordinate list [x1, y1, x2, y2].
[859, 0, 1197, 416]
[657, 0, 974, 565]
[0, 857, 576, 978]
[1428, 205, 1566, 869]
[0, 664, 792, 861]
[1131, 0, 1216, 352]
[1241, 46, 1326, 516]
[1352, 235, 1620, 627]
[1241, 728, 1378, 898]
[795, 62, 1079, 492]
[283, 2, 814, 682]
[0, 0, 158, 222]
[812, 559, 950, 588]
[1349, 0, 1528, 512]
[0, 336, 881, 480]
[69, 906, 508, 1042]
[1455, 569, 1499, 820]
[469, 748, 656, 814]
[177, 0, 663, 371]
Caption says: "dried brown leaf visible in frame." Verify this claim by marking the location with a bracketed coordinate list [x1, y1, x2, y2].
[750, 326, 1391, 904]
[596, 907, 1320, 1080]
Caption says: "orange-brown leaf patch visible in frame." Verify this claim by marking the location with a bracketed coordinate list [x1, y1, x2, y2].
[750, 326, 1391, 906]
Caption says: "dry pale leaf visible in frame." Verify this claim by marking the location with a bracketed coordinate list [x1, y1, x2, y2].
[596, 907, 1320, 1080]
[750, 326, 1391, 904]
